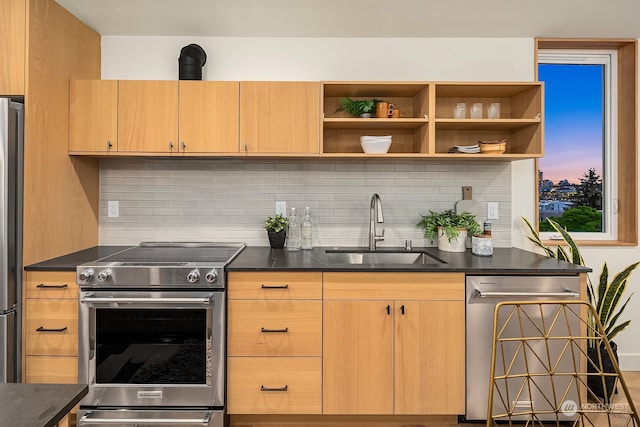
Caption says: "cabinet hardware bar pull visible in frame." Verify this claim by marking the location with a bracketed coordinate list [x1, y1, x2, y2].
[106, 140, 112, 149]
[261, 284, 289, 289]
[261, 327, 288, 333]
[401, 305, 405, 315]
[181, 141, 186, 150]
[36, 283, 68, 289]
[36, 326, 68, 332]
[386, 305, 390, 315]
[260, 385, 288, 392]
[79, 412, 212, 425]
[476, 290, 580, 298]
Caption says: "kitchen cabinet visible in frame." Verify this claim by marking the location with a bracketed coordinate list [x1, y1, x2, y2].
[69, 80, 241, 155]
[239, 81, 321, 154]
[118, 80, 179, 153]
[69, 80, 118, 152]
[322, 272, 465, 415]
[227, 271, 323, 414]
[0, 0, 26, 95]
[23, 271, 78, 384]
[321, 81, 542, 159]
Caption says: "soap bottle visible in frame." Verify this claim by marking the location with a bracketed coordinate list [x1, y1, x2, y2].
[285, 207, 301, 251]
[300, 207, 314, 250]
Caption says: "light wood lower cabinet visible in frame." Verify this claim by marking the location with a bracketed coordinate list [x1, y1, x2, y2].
[227, 272, 323, 415]
[227, 270, 465, 418]
[322, 272, 465, 415]
[23, 271, 78, 383]
[227, 357, 322, 414]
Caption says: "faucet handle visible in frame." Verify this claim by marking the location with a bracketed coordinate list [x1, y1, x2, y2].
[376, 228, 385, 241]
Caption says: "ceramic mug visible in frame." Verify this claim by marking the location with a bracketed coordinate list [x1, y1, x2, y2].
[390, 108, 401, 118]
[376, 102, 389, 118]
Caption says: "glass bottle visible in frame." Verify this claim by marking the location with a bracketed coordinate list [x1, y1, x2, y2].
[300, 206, 314, 250]
[285, 207, 301, 251]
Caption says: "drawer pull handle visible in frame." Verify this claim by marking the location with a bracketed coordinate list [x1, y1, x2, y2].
[261, 327, 288, 333]
[261, 385, 288, 392]
[261, 284, 289, 289]
[36, 326, 68, 333]
[36, 283, 68, 289]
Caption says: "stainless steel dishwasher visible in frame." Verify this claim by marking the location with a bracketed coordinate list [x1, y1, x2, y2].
[465, 275, 582, 422]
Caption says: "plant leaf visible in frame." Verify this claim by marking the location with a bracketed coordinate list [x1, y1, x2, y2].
[596, 263, 609, 314]
[604, 295, 632, 337]
[521, 216, 557, 258]
[546, 218, 584, 266]
[606, 319, 631, 343]
[598, 262, 639, 329]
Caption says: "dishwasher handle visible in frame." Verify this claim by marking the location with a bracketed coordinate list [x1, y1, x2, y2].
[475, 289, 580, 298]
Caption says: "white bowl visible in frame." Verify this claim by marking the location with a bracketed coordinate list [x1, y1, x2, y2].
[360, 135, 392, 153]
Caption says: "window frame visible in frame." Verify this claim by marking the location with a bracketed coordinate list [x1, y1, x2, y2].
[537, 50, 617, 241]
[534, 38, 637, 247]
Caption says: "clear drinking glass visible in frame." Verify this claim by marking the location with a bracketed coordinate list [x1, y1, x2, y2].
[470, 102, 483, 119]
[454, 103, 466, 119]
[488, 102, 501, 119]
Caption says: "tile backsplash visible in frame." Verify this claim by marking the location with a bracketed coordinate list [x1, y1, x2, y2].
[99, 159, 512, 247]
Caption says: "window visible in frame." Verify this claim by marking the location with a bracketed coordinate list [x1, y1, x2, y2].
[537, 51, 617, 240]
[535, 39, 637, 246]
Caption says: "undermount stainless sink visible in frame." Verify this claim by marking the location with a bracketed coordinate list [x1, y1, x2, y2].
[325, 250, 445, 265]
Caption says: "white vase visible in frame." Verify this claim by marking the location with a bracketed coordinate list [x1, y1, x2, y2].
[437, 228, 467, 252]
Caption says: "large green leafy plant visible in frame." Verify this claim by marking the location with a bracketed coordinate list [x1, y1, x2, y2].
[417, 209, 481, 242]
[522, 216, 639, 347]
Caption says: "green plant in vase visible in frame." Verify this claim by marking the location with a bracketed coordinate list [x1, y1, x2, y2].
[263, 214, 289, 249]
[335, 97, 382, 118]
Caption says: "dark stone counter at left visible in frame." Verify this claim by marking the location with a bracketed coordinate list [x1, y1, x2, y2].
[24, 246, 132, 271]
[0, 383, 87, 427]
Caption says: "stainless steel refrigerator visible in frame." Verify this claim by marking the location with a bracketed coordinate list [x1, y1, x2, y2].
[0, 98, 24, 383]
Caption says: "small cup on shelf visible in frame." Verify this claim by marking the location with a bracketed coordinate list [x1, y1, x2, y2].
[470, 103, 483, 119]
[453, 103, 466, 119]
[487, 102, 501, 119]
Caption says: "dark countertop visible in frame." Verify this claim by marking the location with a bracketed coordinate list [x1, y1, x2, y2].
[228, 246, 592, 274]
[24, 246, 132, 271]
[24, 245, 591, 274]
[0, 383, 87, 427]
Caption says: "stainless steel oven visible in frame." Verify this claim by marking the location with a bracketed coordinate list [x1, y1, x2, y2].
[76, 242, 245, 427]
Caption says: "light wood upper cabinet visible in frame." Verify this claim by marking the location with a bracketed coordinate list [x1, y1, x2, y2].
[0, 0, 25, 95]
[240, 81, 321, 154]
[118, 80, 179, 153]
[322, 272, 465, 416]
[69, 80, 118, 152]
[178, 81, 239, 154]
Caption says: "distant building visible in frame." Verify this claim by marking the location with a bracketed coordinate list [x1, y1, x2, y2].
[539, 200, 573, 220]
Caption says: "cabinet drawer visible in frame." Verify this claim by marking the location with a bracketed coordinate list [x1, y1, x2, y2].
[228, 272, 322, 300]
[228, 300, 321, 356]
[25, 271, 78, 299]
[25, 299, 78, 356]
[323, 272, 465, 300]
[227, 357, 321, 414]
[24, 355, 78, 383]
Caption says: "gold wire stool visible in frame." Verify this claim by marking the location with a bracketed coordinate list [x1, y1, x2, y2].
[487, 300, 639, 426]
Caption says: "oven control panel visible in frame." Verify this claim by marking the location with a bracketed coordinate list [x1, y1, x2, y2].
[76, 265, 225, 289]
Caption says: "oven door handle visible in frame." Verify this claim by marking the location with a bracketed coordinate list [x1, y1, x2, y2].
[475, 290, 580, 298]
[79, 412, 212, 425]
[80, 296, 213, 305]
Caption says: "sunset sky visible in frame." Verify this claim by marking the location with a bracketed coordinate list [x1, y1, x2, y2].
[538, 63, 603, 184]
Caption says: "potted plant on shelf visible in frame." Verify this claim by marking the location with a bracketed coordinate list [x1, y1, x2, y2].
[522, 216, 639, 401]
[335, 97, 382, 118]
[263, 214, 289, 249]
[417, 209, 481, 252]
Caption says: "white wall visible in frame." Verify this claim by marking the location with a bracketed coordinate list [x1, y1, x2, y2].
[100, 36, 640, 370]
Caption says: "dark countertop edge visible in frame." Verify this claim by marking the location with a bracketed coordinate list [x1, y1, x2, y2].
[0, 383, 87, 427]
[24, 246, 132, 271]
[227, 246, 592, 274]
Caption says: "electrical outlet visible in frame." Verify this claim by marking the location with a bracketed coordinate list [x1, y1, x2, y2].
[275, 201, 287, 217]
[487, 202, 499, 220]
[108, 201, 119, 218]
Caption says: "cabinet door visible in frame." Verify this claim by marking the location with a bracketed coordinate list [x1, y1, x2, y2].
[323, 300, 393, 414]
[178, 81, 239, 153]
[0, 0, 25, 95]
[69, 80, 117, 152]
[240, 81, 320, 154]
[394, 300, 465, 414]
[118, 80, 179, 153]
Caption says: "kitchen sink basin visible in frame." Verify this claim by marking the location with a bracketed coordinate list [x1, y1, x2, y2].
[325, 250, 445, 265]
